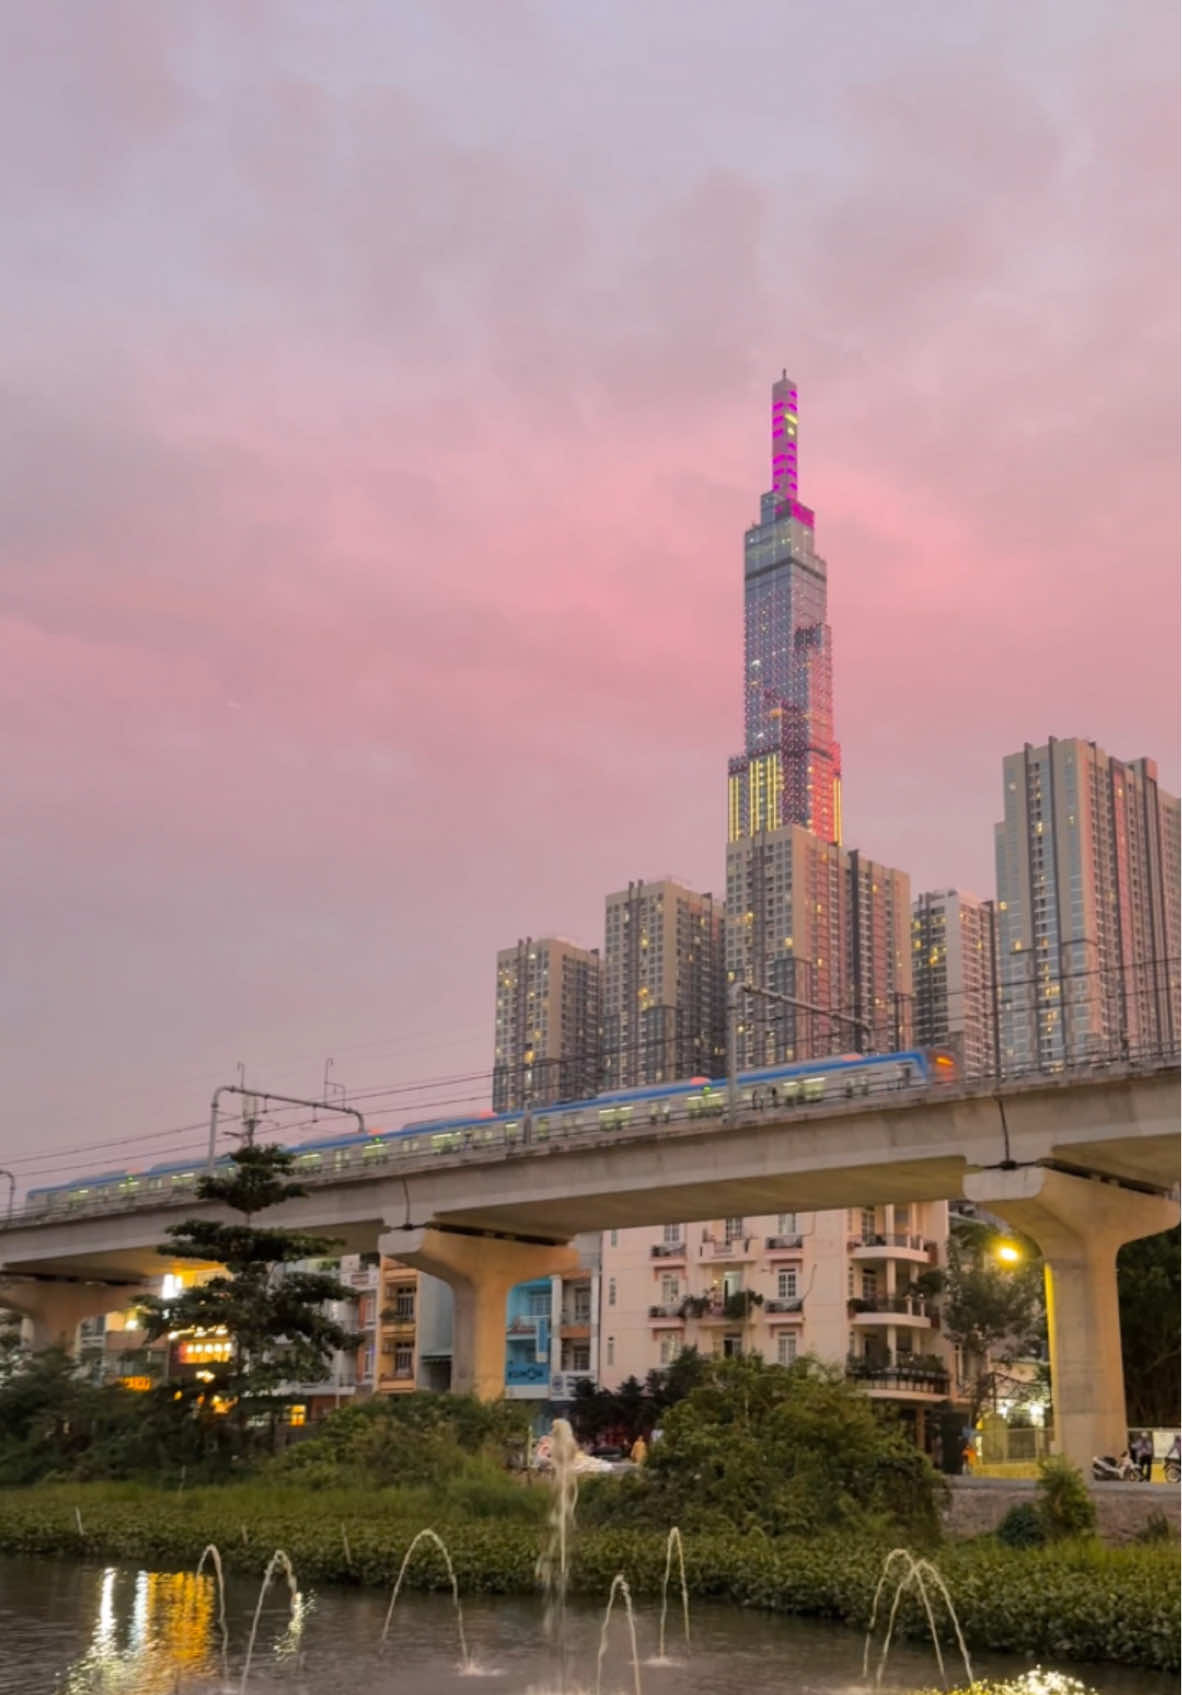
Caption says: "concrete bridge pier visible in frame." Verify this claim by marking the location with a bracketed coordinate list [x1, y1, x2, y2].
[0, 1277, 147, 1352]
[381, 1225, 579, 1400]
[963, 1167, 1178, 1469]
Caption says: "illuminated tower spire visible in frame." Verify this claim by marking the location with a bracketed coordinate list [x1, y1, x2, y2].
[727, 373, 842, 845]
[770, 370, 799, 501]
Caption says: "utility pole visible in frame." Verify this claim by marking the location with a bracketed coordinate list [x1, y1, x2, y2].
[206, 1085, 366, 1172]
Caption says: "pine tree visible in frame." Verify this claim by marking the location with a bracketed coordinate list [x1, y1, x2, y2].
[139, 1145, 359, 1434]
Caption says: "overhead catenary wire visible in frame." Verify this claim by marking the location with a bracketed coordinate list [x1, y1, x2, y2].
[3, 955, 1177, 1186]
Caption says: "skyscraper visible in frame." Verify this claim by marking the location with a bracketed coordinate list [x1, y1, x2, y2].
[728, 373, 842, 847]
[911, 890, 1000, 1077]
[994, 739, 1180, 1072]
[602, 879, 725, 1088]
[724, 373, 909, 1063]
[492, 938, 602, 1111]
[726, 827, 911, 1066]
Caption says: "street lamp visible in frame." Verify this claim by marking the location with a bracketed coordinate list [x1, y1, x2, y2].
[994, 1240, 1022, 1266]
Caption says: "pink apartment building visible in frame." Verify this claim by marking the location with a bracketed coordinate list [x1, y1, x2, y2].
[599, 1200, 955, 1443]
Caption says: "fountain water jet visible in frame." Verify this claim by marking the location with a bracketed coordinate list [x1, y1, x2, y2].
[535, 1416, 580, 1688]
[862, 1547, 973, 1690]
[655, 1526, 690, 1662]
[381, 1528, 469, 1669]
[595, 1573, 643, 1695]
[239, 1548, 300, 1694]
[195, 1543, 230, 1679]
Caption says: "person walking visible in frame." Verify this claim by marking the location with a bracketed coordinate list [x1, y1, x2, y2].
[1135, 1430, 1154, 1482]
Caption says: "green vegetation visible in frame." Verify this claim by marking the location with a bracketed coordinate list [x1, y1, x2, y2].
[0, 1144, 364, 1483]
[267, 1392, 537, 1519]
[995, 1503, 1046, 1549]
[1118, 1225, 1181, 1428]
[0, 1485, 1174, 1670]
[139, 1144, 358, 1431]
[569, 1345, 709, 1444]
[579, 1353, 946, 1542]
[0, 1349, 240, 1485]
[942, 1217, 1047, 1426]
[995, 1457, 1099, 1549]
[1034, 1455, 1097, 1541]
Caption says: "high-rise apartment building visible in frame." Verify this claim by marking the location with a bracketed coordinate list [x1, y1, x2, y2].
[726, 826, 911, 1065]
[728, 373, 842, 846]
[994, 739, 1180, 1072]
[493, 937, 602, 1111]
[912, 890, 1000, 1077]
[602, 879, 724, 1088]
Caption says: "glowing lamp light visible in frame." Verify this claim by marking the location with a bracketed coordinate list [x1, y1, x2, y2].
[995, 1241, 1022, 1265]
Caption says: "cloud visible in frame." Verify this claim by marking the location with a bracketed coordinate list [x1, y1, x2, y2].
[0, 0, 1176, 1169]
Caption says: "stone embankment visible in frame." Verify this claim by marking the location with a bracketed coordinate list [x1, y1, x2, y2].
[944, 1476, 1180, 1542]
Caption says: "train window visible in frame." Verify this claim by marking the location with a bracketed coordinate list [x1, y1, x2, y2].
[534, 1117, 550, 1142]
[802, 1076, 825, 1102]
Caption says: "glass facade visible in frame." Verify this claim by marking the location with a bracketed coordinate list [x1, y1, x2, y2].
[729, 374, 842, 846]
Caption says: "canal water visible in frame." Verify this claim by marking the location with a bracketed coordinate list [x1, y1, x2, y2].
[0, 1555, 1172, 1695]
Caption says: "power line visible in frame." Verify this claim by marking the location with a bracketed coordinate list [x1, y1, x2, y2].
[5, 955, 1177, 1185]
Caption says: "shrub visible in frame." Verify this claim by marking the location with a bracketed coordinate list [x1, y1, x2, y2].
[996, 1503, 1045, 1549]
[267, 1392, 531, 1491]
[579, 1353, 947, 1542]
[1136, 1511, 1173, 1545]
[1035, 1455, 1096, 1541]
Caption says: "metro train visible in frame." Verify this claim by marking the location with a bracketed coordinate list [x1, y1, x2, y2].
[24, 1046, 957, 1218]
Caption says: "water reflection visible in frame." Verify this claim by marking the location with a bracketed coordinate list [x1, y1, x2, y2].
[1, 1553, 1170, 1695]
[62, 1567, 216, 1693]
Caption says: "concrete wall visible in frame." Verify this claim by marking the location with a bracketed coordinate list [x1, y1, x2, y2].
[943, 1477, 1180, 1544]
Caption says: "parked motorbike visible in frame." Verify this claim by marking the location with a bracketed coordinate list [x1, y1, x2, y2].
[1163, 1456, 1180, 1485]
[1091, 1453, 1139, 1482]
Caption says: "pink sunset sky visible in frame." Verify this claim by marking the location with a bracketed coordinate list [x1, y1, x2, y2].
[2, 0, 1178, 1186]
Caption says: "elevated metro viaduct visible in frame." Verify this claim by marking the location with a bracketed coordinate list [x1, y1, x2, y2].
[2, 1060, 1177, 1468]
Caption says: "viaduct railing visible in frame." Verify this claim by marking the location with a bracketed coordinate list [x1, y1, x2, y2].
[2, 1041, 1177, 1234]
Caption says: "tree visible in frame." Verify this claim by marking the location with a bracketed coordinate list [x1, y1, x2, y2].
[602, 1353, 944, 1540]
[1118, 1226, 1180, 1427]
[940, 1218, 1046, 1426]
[139, 1145, 358, 1443]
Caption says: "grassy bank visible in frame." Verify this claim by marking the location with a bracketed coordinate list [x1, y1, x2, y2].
[0, 1483, 1176, 1672]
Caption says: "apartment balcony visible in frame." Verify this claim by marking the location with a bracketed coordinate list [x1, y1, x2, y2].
[846, 1359, 950, 1401]
[647, 1304, 686, 1327]
[765, 1234, 804, 1256]
[848, 1234, 935, 1264]
[848, 1296, 934, 1329]
[506, 1316, 540, 1336]
[699, 1234, 757, 1263]
[764, 1298, 805, 1322]
[651, 1241, 687, 1261]
[682, 1293, 763, 1324]
[344, 1267, 379, 1291]
[377, 1372, 418, 1394]
[560, 1322, 591, 1342]
[380, 1313, 417, 1335]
